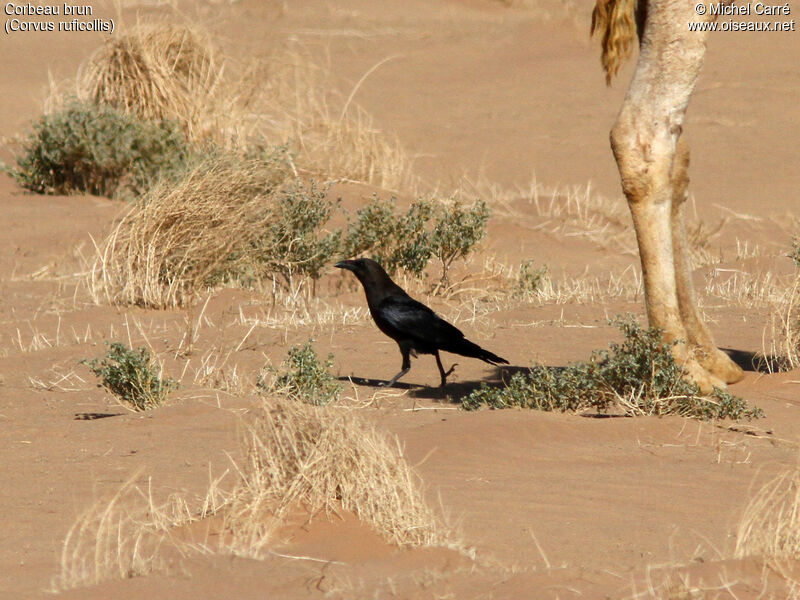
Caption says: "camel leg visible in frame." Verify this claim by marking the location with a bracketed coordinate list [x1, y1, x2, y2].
[610, 1, 723, 393]
[670, 139, 744, 384]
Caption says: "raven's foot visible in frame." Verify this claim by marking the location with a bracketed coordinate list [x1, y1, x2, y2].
[383, 366, 411, 388]
[439, 363, 458, 388]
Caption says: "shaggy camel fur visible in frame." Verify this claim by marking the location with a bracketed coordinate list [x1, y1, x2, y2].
[592, 0, 744, 392]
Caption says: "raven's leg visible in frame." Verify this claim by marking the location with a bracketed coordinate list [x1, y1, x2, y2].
[383, 345, 412, 387]
[435, 351, 457, 388]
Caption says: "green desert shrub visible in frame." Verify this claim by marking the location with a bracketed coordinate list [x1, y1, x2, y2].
[258, 341, 341, 406]
[259, 181, 342, 290]
[83, 342, 176, 410]
[344, 196, 489, 282]
[5, 101, 192, 199]
[430, 199, 489, 284]
[514, 259, 548, 298]
[462, 316, 763, 421]
[344, 196, 433, 277]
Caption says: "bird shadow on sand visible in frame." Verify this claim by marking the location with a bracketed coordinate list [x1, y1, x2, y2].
[338, 375, 490, 401]
[74, 412, 125, 420]
[338, 376, 420, 391]
[340, 367, 628, 419]
[339, 365, 536, 402]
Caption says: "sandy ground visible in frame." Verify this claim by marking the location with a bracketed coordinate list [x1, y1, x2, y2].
[1, 0, 799, 598]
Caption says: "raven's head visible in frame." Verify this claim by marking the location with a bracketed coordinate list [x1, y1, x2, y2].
[334, 257, 391, 285]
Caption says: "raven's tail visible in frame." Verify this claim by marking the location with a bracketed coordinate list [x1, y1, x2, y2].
[447, 338, 509, 365]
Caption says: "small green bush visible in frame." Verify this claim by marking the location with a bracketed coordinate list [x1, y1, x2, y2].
[259, 341, 341, 406]
[344, 196, 433, 277]
[430, 199, 489, 284]
[462, 316, 763, 421]
[5, 101, 191, 199]
[259, 181, 342, 289]
[83, 342, 176, 410]
[515, 260, 548, 298]
[343, 196, 489, 282]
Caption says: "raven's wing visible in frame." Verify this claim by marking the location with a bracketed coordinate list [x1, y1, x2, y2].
[376, 294, 465, 347]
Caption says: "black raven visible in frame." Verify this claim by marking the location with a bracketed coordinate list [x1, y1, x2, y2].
[335, 258, 509, 387]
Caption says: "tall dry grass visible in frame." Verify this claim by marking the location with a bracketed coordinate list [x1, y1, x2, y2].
[735, 468, 800, 578]
[53, 472, 208, 591]
[54, 399, 456, 589]
[765, 275, 800, 371]
[50, 24, 256, 151]
[253, 48, 415, 191]
[51, 23, 413, 190]
[88, 155, 288, 308]
[714, 270, 800, 371]
[223, 399, 455, 556]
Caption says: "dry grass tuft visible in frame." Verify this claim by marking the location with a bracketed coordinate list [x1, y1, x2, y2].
[735, 468, 800, 573]
[54, 400, 456, 589]
[763, 275, 800, 371]
[468, 177, 636, 253]
[71, 24, 250, 149]
[88, 155, 288, 308]
[53, 472, 204, 591]
[49, 23, 413, 189]
[222, 398, 455, 556]
[782, 276, 800, 369]
[255, 48, 415, 191]
[703, 269, 788, 309]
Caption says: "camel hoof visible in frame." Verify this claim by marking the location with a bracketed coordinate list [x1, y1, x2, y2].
[683, 359, 726, 395]
[699, 348, 745, 385]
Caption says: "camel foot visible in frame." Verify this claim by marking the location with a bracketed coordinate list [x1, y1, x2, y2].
[681, 358, 727, 395]
[696, 347, 744, 385]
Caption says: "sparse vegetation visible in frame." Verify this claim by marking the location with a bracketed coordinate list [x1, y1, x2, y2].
[56, 398, 456, 587]
[735, 468, 800, 569]
[5, 101, 191, 199]
[258, 341, 341, 406]
[343, 195, 489, 283]
[462, 316, 763, 420]
[89, 152, 293, 307]
[514, 259, 549, 298]
[344, 196, 434, 277]
[256, 48, 414, 190]
[225, 399, 455, 554]
[83, 342, 176, 411]
[86, 152, 492, 306]
[755, 241, 800, 372]
[430, 199, 490, 285]
[47, 23, 411, 187]
[778, 276, 800, 370]
[260, 181, 341, 291]
[53, 474, 192, 590]
[758, 276, 800, 373]
[69, 24, 250, 150]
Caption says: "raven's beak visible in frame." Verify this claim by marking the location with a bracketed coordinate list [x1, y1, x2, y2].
[334, 260, 355, 271]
